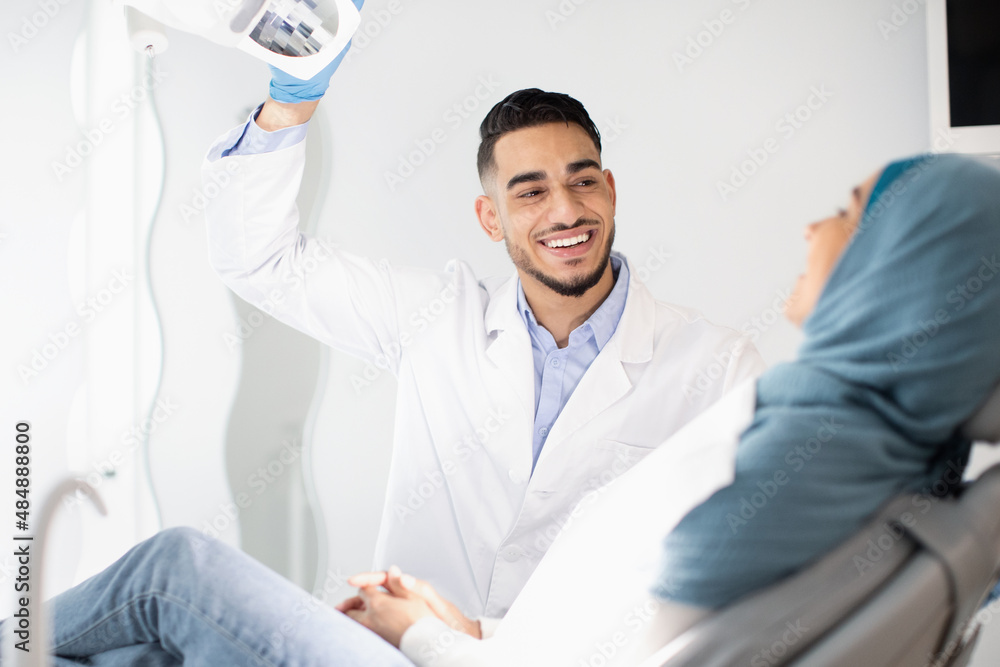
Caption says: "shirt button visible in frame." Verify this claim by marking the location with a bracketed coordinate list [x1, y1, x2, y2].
[538, 426, 549, 437]
[508, 470, 525, 485]
[550, 358, 561, 368]
[502, 546, 522, 562]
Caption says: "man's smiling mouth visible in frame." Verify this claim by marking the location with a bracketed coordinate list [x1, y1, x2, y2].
[544, 231, 593, 248]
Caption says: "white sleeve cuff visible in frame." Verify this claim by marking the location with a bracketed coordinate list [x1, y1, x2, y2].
[476, 617, 503, 639]
[400, 616, 489, 667]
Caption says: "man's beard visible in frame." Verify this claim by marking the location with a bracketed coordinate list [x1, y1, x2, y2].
[504, 223, 615, 298]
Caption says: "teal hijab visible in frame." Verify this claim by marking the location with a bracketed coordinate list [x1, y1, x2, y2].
[656, 154, 1000, 608]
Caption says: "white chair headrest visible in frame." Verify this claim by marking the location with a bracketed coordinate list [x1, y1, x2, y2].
[963, 384, 1000, 444]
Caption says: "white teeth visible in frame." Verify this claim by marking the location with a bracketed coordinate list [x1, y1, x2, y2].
[545, 232, 590, 248]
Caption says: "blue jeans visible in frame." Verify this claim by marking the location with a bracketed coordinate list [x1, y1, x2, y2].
[1, 527, 414, 666]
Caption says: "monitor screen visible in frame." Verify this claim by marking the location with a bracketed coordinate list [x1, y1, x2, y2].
[947, 0, 1000, 128]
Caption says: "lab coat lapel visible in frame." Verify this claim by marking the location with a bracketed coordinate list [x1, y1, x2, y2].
[536, 277, 656, 464]
[483, 272, 536, 429]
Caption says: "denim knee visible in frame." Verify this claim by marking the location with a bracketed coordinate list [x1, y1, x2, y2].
[147, 526, 220, 564]
[154, 526, 208, 548]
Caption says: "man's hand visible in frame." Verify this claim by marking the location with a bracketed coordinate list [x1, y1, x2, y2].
[337, 584, 435, 648]
[339, 566, 483, 639]
[257, 0, 365, 130]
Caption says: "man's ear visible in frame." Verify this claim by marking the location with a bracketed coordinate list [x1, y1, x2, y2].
[604, 169, 617, 214]
[475, 195, 505, 242]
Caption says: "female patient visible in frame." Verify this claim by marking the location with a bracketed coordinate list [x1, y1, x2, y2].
[2, 154, 999, 666]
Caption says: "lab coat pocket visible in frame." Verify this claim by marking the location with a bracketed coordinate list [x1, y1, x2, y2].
[595, 439, 658, 483]
[525, 439, 659, 536]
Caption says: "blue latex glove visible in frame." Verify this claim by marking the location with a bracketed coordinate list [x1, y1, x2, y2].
[268, 0, 364, 103]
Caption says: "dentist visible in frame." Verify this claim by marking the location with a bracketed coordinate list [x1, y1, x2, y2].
[202, 7, 764, 626]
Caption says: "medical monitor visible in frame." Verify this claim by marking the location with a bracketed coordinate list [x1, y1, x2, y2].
[927, 0, 1000, 156]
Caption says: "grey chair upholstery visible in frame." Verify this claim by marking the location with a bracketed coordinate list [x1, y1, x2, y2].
[656, 383, 1000, 667]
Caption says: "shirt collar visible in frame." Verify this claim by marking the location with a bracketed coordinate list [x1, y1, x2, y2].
[515, 253, 630, 351]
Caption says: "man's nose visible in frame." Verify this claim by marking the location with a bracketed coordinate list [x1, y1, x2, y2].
[547, 185, 586, 222]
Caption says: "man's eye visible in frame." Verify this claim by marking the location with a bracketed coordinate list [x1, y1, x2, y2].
[520, 190, 542, 198]
[576, 179, 596, 186]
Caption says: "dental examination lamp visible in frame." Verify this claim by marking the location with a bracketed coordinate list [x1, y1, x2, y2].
[115, 0, 362, 79]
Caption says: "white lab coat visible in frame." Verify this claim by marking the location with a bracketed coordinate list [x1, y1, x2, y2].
[203, 138, 766, 618]
[398, 379, 759, 667]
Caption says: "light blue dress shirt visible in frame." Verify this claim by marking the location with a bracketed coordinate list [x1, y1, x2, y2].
[517, 255, 629, 469]
[217, 109, 631, 471]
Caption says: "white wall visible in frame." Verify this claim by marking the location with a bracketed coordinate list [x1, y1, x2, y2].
[0, 0, 253, 620]
[1, 0, 91, 613]
[6, 0, 1000, 663]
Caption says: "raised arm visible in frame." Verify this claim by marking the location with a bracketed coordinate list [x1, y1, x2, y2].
[203, 3, 462, 370]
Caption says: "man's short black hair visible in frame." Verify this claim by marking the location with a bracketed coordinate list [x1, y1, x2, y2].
[477, 88, 602, 190]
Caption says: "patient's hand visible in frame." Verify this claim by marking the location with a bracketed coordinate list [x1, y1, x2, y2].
[336, 581, 434, 648]
[338, 566, 483, 640]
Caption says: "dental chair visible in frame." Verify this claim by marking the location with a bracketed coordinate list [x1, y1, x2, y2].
[653, 382, 1000, 667]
